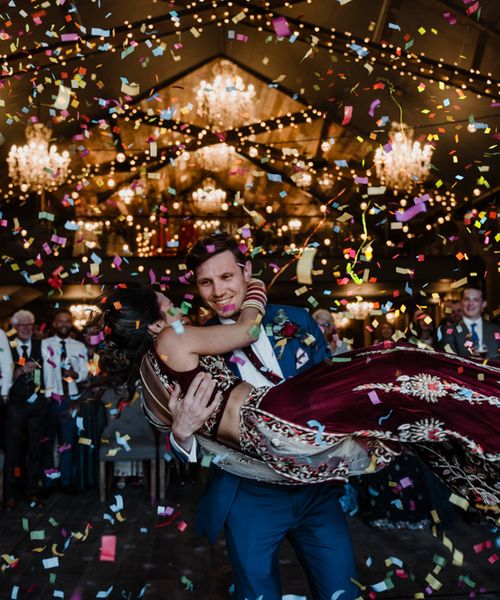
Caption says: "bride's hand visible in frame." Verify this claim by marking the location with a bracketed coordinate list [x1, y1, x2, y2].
[169, 372, 221, 444]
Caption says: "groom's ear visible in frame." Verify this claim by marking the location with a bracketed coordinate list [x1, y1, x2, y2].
[242, 260, 252, 282]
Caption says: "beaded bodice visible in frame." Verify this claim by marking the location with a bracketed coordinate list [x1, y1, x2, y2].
[146, 349, 241, 437]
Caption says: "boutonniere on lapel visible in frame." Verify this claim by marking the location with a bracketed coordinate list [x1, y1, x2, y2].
[272, 309, 301, 341]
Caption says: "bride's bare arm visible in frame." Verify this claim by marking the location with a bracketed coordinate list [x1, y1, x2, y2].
[156, 305, 261, 371]
[157, 279, 267, 371]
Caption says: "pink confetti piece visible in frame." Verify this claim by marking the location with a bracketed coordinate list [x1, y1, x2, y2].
[177, 520, 188, 532]
[368, 99, 381, 117]
[466, 1, 480, 15]
[149, 268, 156, 284]
[354, 176, 369, 184]
[89, 331, 105, 345]
[272, 16, 291, 37]
[229, 354, 246, 366]
[443, 11, 457, 24]
[341, 105, 353, 126]
[221, 303, 237, 314]
[394, 202, 427, 222]
[205, 244, 216, 253]
[61, 33, 79, 42]
[368, 390, 381, 404]
[399, 476, 413, 488]
[99, 535, 116, 562]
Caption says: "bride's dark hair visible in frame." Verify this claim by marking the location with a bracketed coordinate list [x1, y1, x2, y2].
[92, 285, 162, 390]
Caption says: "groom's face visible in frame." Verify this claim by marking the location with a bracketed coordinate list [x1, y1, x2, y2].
[195, 250, 252, 319]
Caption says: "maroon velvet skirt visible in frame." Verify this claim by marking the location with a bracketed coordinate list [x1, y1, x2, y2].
[238, 344, 499, 517]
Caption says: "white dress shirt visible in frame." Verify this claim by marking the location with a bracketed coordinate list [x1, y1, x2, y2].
[170, 322, 283, 461]
[462, 317, 483, 347]
[0, 328, 13, 396]
[42, 335, 88, 399]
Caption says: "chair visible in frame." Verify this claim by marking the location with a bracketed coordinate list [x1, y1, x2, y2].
[99, 390, 158, 502]
[0, 449, 4, 505]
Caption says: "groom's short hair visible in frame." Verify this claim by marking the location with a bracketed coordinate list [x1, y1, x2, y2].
[186, 232, 246, 274]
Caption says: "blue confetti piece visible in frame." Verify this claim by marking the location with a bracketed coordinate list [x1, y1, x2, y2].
[378, 409, 393, 425]
[307, 419, 326, 445]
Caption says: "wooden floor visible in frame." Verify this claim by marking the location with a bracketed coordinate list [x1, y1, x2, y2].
[0, 474, 498, 600]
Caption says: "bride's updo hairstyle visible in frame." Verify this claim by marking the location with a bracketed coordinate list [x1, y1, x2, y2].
[96, 286, 162, 390]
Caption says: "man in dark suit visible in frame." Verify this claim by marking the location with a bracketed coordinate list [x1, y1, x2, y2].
[4, 310, 47, 509]
[441, 285, 499, 359]
[168, 233, 359, 600]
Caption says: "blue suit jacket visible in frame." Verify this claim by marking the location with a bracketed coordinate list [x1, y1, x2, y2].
[196, 304, 330, 542]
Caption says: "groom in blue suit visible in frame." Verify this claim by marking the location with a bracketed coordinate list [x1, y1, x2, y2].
[169, 233, 359, 600]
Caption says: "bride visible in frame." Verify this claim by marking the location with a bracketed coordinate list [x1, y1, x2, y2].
[96, 281, 500, 518]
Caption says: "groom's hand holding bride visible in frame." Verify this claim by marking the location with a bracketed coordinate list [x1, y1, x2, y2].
[169, 372, 221, 452]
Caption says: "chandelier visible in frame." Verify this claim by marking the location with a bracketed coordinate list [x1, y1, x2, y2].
[196, 60, 255, 130]
[118, 186, 135, 204]
[346, 301, 374, 320]
[287, 218, 302, 233]
[374, 123, 433, 191]
[318, 173, 335, 191]
[192, 178, 227, 214]
[197, 143, 237, 172]
[69, 304, 98, 330]
[7, 122, 70, 194]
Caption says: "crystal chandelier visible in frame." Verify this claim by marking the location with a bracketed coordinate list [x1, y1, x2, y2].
[118, 186, 135, 204]
[346, 301, 374, 320]
[192, 178, 227, 214]
[196, 143, 236, 172]
[69, 304, 98, 330]
[318, 173, 335, 191]
[196, 60, 255, 130]
[374, 123, 433, 191]
[7, 122, 70, 194]
[287, 218, 302, 233]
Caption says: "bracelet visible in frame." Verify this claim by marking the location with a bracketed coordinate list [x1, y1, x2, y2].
[240, 299, 266, 315]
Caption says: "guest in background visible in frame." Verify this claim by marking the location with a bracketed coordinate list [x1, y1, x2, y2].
[436, 299, 462, 345]
[373, 321, 395, 344]
[0, 326, 13, 451]
[312, 308, 351, 356]
[441, 284, 500, 359]
[73, 325, 107, 491]
[42, 309, 88, 493]
[407, 310, 436, 350]
[4, 310, 46, 509]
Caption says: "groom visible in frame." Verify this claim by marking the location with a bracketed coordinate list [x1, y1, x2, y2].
[168, 232, 359, 600]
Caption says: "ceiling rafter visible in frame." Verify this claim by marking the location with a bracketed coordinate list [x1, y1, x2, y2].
[232, 0, 499, 98]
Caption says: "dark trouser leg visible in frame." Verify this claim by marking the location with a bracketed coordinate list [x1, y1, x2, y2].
[26, 399, 48, 497]
[224, 480, 296, 600]
[4, 401, 27, 500]
[288, 485, 360, 600]
[55, 397, 76, 487]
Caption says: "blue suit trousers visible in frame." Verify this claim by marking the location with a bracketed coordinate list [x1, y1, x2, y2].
[223, 478, 359, 600]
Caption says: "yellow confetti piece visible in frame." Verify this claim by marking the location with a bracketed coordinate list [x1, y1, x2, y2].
[116, 511, 127, 522]
[78, 437, 92, 446]
[425, 573, 442, 590]
[452, 549, 464, 566]
[51, 544, 65, 557]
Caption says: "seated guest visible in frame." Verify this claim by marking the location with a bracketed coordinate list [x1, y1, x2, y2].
[312, 309, 351, 356]
[4, 310, 46, 509]
[436, 299, 462, 345]
[407, 310, 436, 350]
